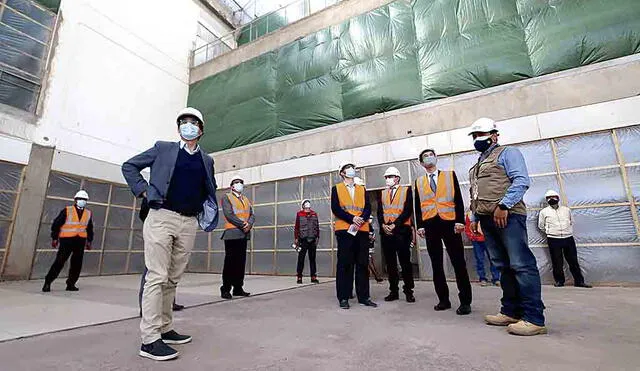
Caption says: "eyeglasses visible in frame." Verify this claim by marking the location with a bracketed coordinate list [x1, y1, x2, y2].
[179, 118, 200, 125]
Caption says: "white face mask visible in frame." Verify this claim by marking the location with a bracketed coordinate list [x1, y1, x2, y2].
[232, 183, 244, 193]
[422, 155, 437, 167]
[76, 200, 87, 209]
[303, 202, 311, 210]
[344, 167, 356, 178]
[385, 178, 396, 187]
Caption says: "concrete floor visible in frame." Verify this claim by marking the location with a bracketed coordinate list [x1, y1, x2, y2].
[0, 277, 639, 370]
[0, 273, 321, 342]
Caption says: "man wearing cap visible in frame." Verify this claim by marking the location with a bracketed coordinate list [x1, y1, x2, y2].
[331, 163, 377, 309]
[294, 199, 320, 284]
[468, 117, 546, 336]
[377, 166, 415, 303]
[220, 175, 254, 299]
[414, 149, 472, 315]
[538, 190, 591, 288]
[42, 190, 93, 293]
[122, 107, 219, 360]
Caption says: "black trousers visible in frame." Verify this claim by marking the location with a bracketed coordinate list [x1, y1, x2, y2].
[381, 228, 414, 295]
[296, 238, 317, 277]
[222, 238, 248, 293]
[45, 237, 85, 287]
[336, 231, 370, 302]
[548, 236, 585, 285]
[424, 217, 472, 306]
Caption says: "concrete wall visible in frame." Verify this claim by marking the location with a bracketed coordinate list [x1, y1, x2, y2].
[213, 95, 640, 186]
[211, 54, 640, 174]
[190, 0, 396, 83]
[32, 0, 201, 168]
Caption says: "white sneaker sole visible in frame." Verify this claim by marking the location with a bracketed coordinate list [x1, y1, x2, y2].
[139, 350, 179, 361]
[162, 336, 192, 345]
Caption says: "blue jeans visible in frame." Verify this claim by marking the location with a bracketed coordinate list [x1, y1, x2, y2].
[479, 213, 545, 326]
[472, 240, 500, 283]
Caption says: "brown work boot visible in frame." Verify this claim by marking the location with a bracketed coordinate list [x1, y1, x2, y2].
[507, 320, 548, 336]
[484, 313, 520, 326]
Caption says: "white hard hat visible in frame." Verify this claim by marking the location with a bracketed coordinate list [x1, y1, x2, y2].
[338, 162, 355, 173]
[384, 166, 401, 178]
[468, 117, 498, 135]
[354, 177, 365, 186]
[230, 175, 244, 185]
[74, 190, 89, 199]
[177, 107, 204, 125]
[545, 190, 560, 198]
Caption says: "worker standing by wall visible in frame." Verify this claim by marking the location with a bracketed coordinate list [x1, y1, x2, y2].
[42, 190, 93, 293]
[294, 199, 320, 284]
[538, 190, 592, 288]
[220, 175, 254, 299]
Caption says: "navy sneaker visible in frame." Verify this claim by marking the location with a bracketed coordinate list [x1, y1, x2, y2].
[161, 330, 192, 345]
[139, 339, 178, 361]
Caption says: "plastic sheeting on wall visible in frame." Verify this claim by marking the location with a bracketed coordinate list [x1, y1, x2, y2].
[189, 0, 640, 152]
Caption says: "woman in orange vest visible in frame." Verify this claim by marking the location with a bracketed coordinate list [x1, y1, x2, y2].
[42, 190, 93, 292]
[414, 149, 472, 315]
[331, 164, 377, 309]
[220, 175, 255, 299]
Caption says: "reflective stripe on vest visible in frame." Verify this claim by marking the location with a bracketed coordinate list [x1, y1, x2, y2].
[59, 206, 91, 238]
[224, 193, 252, 230]
[334, 182, 370, 232]
[382, 186, 411, 226]
[417, 171, 456, 221]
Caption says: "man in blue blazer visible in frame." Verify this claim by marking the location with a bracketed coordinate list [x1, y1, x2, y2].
[122, 107, 218, 361]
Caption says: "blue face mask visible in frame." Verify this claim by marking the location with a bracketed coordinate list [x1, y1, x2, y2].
[474, 136, 493, 153]
[76, 200, 87, 209]
[179, 123, 200, 141]
[344, 168, 356, 178]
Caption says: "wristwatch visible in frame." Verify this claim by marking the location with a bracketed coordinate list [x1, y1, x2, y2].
[498, 203, 509, 211]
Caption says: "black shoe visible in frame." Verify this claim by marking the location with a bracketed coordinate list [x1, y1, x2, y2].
[172, 304, 185, 311]
[139, 339, 179, 361]
[375, 278, 384, 283]
[575, 283, 593, 288]
[220, 289, 232, 300]
[311, 277, 320, 284]
[233, 290, 251, 297]
[456, 304, 472, 315]
[297, 277, 303, 284]
[554, 282, 565, 287]
[434, 302, 452, 311]
[384, 293, 399, 302]
[359, 299, 378, 308]
[42, 282, 51, 292]
[339, 299, 350, 309]
[405, 293, 416, 303]
[66, 286, 79, 291]
[161, 330, 192, 345]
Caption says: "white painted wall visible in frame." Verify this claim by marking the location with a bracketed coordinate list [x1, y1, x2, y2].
[34, 0, 202, 169]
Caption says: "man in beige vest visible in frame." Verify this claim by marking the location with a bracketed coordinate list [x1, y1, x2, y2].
[468, 118, 546, 336]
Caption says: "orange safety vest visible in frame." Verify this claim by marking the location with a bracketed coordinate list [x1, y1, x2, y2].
[224, 193, 252, 230]
[417, 171, 456, 221]
[59, 206, 92, 238]
[334, 182, 370, 232]
[382, 186, 411, 226]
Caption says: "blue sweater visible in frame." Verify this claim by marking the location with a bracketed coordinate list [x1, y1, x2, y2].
[162, 148, 207, 216]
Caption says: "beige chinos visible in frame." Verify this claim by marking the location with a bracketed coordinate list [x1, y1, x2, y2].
[140, 208, 197, 344]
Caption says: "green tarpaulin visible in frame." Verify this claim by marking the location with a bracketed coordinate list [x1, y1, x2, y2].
[189, 0, 640, 152]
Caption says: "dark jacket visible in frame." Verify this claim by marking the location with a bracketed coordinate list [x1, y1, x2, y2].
[413, 171, 465, 230]
[122, 141, 218, 231]
[51, 206, 94, 242]
[295, 210, 320, 240]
